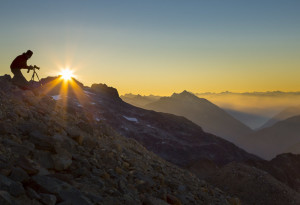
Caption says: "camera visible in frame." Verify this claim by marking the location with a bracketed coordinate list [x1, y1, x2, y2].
[27, 65, 40, 73]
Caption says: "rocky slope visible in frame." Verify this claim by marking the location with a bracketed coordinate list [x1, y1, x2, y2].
[206, 162, 300, 205]
[246, 153, 300, 192]
[38, 77, 259, 168]
[187, 153, 300, 205]
[0, 75, 237, 204]
[144, 91, 253, 145]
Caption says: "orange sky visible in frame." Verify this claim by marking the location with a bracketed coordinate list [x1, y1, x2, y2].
[0, 1, 299, 95]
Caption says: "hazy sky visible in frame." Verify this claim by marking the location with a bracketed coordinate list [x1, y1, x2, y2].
[0, 0, 299, 95]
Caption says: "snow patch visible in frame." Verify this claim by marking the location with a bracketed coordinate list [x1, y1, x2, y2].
[76, 103, 83, 107]
[147, 124, 155, 129]
[123, 116, 139, 123]
[52, 95, 61, 101]
[84, 90, 96, 95]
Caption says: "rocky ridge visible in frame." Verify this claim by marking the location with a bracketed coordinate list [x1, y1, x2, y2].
[0, 75, 236, 204]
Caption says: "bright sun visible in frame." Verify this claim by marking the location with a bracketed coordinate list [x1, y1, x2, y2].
[60, 68, 74, 81]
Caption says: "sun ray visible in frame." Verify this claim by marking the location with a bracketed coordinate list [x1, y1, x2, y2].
[41, 68, 96, 125]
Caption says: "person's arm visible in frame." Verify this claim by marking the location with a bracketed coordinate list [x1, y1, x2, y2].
[10, 55, 30, 69]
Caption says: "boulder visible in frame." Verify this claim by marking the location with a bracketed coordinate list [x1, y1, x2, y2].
[143, 196, 169, 205]
[31, 175, 72, 195]
[0, 174, 25, 197]
[28, 131, 55, 152]
[16, 157, 39, 175]
[40, 193, 57, 205]
[26, 187, 41, 200]
[33, 151, 54, 170]
[9, 167, 29, 182]
[0, 122, 14, 135]
[58, 190, 92, 205]
[0, 191, 14, 205]
[52, 153, 72, 171]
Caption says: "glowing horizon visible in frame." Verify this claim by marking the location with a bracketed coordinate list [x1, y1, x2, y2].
[0, 1, 299, 96]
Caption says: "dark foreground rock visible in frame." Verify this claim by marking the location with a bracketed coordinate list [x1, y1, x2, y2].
[0, 75, 235, 204]
[206, 162, 300, 205]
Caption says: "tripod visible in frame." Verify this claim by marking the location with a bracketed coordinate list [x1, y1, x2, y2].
[30, 67, 40, 82]
[27, 65, 42, 87]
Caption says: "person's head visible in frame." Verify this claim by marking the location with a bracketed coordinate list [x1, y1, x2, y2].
[25, 50, 33, 59]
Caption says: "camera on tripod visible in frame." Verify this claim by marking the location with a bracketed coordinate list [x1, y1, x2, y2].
[27, 65, 40, 73]
[27, 65, 41, 82]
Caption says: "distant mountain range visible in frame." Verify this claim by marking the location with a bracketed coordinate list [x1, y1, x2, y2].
[259, 105, 300, 129]
[285, 143, 300, 154]
[121, 91, 300, 129]
[121, 91, 300, 159]
[224, 108, 269, 130]
[143, 91, 253, 144]
[241, 115, 300, 159]
[121, 93, 160, 107]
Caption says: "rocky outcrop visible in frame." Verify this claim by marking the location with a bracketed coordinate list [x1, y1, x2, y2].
[91, 83, 120, 100]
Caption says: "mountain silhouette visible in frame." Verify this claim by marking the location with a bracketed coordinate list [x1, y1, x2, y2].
[224, 108, 270, 130]
[242, 115, 300, 159]
[121, 93, 160, 108]
[285, 142, 300, 154]
[259, 105, 300, 129]
[144, 90, 253, 145]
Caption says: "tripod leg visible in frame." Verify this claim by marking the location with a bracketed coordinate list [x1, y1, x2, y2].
[35, 72, 40, 82]
[31, 72, 35, 81]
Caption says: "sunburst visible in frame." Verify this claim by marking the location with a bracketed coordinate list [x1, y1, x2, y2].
[59, 68, 74, 81]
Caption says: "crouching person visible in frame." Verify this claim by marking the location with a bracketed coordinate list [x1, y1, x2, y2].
[10, 50, 34, 89]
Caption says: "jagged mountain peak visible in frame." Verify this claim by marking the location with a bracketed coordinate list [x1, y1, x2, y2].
[159, 90, 211, 105]
[171, 90, 199, 99]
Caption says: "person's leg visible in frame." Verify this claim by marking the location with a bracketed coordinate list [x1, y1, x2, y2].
[11, 69, 29, 89]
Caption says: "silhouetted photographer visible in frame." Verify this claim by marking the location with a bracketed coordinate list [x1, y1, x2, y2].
[10, 50, 40, 89]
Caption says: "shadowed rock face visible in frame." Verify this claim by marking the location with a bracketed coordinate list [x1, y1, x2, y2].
[0, 75, 235, 204]
[91, 83, 120, 100]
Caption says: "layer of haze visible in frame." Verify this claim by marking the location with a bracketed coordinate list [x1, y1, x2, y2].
[196, 92, 300, 118]
[0, 0, 300, 95]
